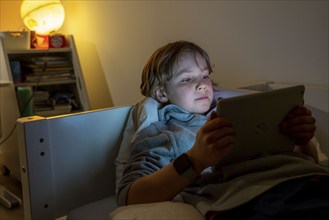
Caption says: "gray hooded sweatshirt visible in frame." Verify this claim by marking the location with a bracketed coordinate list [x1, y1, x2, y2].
[117, 104, 329, 215]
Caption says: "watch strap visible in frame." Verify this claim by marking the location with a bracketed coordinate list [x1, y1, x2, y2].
[173, 153, 199, 182]
[181, 165, 199, 182]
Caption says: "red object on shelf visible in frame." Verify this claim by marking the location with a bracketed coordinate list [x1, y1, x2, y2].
[49, 34, 66, 48]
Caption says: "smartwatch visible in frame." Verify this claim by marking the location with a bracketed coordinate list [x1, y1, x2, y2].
[173, 153, 199, 182]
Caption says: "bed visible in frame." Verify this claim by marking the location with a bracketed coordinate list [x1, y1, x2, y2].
[16, 82, 328, 220]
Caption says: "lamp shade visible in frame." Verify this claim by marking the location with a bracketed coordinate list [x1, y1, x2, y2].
[20, 0, 65, 35]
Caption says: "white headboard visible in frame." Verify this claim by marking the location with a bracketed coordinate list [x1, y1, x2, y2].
[17, 106, 132, 219]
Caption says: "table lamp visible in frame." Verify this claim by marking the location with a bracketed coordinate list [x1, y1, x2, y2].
[20, 0, 65, 48]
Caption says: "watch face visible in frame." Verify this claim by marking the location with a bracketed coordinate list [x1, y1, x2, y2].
[50, 36, 64, 48]
[173, 153, 192, 174]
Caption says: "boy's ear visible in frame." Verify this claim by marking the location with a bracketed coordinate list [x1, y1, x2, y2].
[154, 86, 168, 103]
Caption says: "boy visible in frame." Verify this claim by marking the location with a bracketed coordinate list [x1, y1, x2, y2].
[117, 40, 329, 218]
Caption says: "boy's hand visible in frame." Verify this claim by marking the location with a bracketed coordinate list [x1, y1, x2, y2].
[187, 111, 235, 172]
[280, 106, 316, 146]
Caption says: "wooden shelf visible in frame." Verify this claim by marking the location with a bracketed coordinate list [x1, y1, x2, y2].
[6, 47, 72, 54]
[14, 79, 77, 87]
[0, 35, 89, 117]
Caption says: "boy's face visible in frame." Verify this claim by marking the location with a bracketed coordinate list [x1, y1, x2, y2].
[159, 51, 214, 114]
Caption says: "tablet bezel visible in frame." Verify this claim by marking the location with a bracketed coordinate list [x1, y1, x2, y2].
[216, 85, 305, 167]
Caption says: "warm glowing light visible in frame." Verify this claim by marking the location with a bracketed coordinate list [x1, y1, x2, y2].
[20, 0, 65, 36]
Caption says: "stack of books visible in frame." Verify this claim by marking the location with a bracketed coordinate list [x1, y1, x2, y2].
[33, 91, 73, 116]
[33, 91, 52, 112]
[21, 56, 75, 83]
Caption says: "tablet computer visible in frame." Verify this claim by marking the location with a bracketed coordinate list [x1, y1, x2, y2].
[216, 85, 305, 167]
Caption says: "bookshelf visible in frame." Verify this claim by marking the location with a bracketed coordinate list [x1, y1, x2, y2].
[0, 35, 89, 117]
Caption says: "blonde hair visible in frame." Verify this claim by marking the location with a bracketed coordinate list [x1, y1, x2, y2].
[140, 40, 213, 98]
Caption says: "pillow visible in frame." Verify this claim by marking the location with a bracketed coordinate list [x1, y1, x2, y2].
[109, 201, 204, 220]
[212, 86, 258, 100]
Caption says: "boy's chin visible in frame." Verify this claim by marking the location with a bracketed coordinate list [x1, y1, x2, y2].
[191, 105, 211, 114]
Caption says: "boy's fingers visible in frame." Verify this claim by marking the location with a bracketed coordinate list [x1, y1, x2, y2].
[281, 116, 316, 129]
[286, 106, 312, 119]
[208, 111, 218, 121]
[282, 124, 316, 134]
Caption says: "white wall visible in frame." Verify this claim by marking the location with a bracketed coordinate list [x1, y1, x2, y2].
[61, 0, 328, 106]
[1, 0, 328, 107]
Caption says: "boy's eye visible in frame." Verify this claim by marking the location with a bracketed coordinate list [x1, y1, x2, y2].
[202, 75, 210, 80]
[181, 77, 192, 83]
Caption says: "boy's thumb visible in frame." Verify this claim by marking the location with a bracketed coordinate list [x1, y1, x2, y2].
[208, 111, 218, 121]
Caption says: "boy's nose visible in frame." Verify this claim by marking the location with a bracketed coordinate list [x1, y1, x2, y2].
[197, 82, 206, 91]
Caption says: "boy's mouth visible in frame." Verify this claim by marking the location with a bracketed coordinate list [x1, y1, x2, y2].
[195, 96, 209, 101]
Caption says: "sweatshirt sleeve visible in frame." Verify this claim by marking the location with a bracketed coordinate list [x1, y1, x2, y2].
[117, 124, 176, 206]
